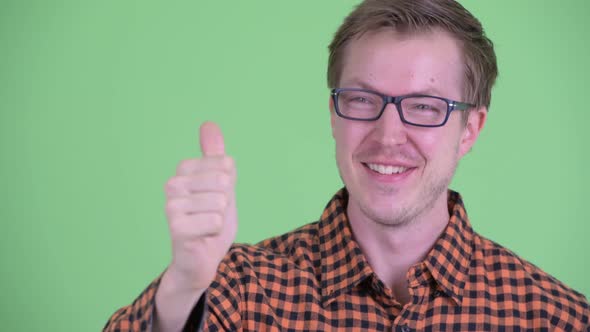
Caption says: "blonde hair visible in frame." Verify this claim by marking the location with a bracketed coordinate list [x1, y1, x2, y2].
[328, 0, 498, 109]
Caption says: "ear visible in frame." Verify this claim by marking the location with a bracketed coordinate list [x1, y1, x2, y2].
[329, 97, 336, 139]
[458, 107, 487, 158]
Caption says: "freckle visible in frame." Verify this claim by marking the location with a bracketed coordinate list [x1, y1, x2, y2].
[430, 77, 436, 83]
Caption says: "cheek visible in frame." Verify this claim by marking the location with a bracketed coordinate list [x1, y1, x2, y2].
[334, 122, 367, 158]
[334, 128, 352, 168]
[408, 130, 437, 158]
[410, 130, 460, 166]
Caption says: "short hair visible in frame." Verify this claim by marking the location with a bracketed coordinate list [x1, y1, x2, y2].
[327, 0, 498, 110]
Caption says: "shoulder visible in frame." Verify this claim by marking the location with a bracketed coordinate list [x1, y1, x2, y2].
[471, 232, 589, 325]
[218, 221, 322, 278]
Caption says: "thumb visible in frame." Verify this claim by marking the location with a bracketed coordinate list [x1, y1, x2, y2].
[199, 121, 226, 157]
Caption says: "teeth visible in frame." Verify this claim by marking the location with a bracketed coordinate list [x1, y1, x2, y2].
[367, 163, 408, 175]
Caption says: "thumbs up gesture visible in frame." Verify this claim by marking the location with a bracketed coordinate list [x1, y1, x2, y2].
[163, 122, 238, 290]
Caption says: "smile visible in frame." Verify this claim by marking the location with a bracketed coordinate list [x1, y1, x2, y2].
[365, 163, 410, 175]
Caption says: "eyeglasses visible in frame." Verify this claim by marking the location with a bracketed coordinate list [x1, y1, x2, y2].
[331, 88, 474, 127]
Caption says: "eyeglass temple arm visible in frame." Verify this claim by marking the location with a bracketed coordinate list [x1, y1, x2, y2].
[450, 101, 475, 111]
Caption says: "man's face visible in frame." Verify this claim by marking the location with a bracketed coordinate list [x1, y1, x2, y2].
[331, 28, 486, 226]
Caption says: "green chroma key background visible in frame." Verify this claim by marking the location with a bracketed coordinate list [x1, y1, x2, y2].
[1, 1, 588, 330]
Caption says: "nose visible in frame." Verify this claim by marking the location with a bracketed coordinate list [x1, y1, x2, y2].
[372, 103, 408, 145]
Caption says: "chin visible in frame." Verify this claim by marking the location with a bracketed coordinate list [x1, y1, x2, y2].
[348, 185, 410, 225]
[359, 202, 414, 227]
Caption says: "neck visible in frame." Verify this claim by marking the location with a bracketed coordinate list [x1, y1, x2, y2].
[347, 191, 450, 304]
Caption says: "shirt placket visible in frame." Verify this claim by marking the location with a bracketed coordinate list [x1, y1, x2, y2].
[390, 263, 433, 332]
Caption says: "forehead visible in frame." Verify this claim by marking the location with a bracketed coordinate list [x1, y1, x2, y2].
[340, 28, 465, 99]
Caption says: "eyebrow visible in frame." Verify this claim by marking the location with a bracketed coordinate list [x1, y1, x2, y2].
[341, 78, 445, 97]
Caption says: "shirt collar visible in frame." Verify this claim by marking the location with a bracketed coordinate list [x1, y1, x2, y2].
[318, 188, 372, 305]
[318, 188, 473, 306]
[418, 190, 473, 305]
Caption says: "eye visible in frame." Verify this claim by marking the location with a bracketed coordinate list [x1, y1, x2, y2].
[414, 103, 433, 110]
[342, 92, 380, 106]
[407, 103, 439, 112]
[349, 96, 374, 104]
[403, 97, 446, 114]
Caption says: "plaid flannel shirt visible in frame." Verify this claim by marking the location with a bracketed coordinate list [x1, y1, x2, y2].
[105, 189, 590, 331]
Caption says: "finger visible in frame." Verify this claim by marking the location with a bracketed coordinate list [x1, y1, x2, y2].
[200, 121, 225, 157]
[165, 172, 233, 198]
[176, 156, 234, 176]
[169, 212, 224, 238]
[165, 193, 228, 218]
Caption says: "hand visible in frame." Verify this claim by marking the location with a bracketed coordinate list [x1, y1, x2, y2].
[163, 121, 238, 290]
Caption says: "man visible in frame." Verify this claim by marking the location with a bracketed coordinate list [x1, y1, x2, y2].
[105, 0, 589, 331]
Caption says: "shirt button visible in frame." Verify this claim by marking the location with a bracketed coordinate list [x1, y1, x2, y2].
[432, 290, 443, 298]
[400, 325, 411, 332]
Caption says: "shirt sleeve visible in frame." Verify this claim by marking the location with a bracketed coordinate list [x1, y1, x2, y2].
[201, 257, 244, 331]
[103, 246, 246, 332]
[102, 274, 163, 332]
[102, 273, 208, 332]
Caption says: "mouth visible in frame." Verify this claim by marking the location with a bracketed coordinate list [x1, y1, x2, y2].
[365, 163, 409, 175]
[362, 162, 416, 182]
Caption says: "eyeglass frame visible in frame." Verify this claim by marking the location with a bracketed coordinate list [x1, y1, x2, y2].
[330, 88, 475, 128]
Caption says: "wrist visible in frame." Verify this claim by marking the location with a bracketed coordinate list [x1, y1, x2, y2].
[154, 268, 208, 332]
[161, 265, 209, 295]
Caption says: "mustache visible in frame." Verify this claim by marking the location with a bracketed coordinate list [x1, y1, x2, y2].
[354, 142, 422, 163]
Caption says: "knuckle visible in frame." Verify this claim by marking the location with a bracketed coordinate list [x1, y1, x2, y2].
[165, 198, 183, 214]
[220, 194, 229, 209]
[176, 159, 194, 174]
[208, 213, 223, 230]
[169, 221, 189, 240]
[221, 156, 235, 171]
[168, 218, 182, 235]
[213, 193, 228, 210]
[169, 215, 195, 238]
[164, 177, 181, 194]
